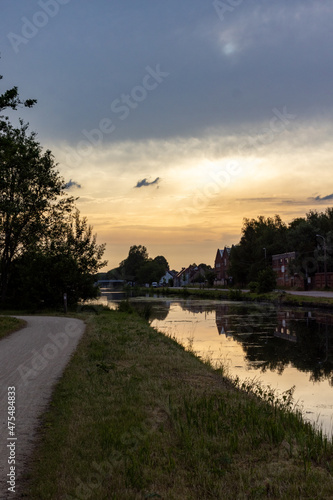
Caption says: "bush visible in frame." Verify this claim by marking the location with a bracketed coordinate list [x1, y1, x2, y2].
[256, 267, 277, 294]
[248, 281, 259, 293]
[117, 300, 134, 314]
[228, 289, 243, 301]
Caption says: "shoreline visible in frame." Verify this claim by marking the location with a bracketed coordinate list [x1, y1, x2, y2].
[134, 286, 333, 310]
[23, 309, 333, 499]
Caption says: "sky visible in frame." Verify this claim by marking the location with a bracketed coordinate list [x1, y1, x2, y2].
[1, 0, 333, 271]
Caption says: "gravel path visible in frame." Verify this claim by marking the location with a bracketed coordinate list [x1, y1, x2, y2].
[0, 316, 85, 499]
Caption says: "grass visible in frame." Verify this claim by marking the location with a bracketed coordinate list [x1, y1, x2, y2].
[0, 315, 26, 340]
[22, 309, 333, 499]
[150, 286, 333, 309]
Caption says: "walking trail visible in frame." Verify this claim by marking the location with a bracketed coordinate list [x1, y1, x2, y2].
[0, 316, 85, 499]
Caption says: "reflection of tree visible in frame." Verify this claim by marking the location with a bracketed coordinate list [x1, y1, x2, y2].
[218, 306, 333, 383]
[216, 303, 276, 339]
[130, 300, 170, 321]
[179, 301, 216, 315]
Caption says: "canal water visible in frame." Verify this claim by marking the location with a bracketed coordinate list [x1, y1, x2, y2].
[99, 292, 333, 437]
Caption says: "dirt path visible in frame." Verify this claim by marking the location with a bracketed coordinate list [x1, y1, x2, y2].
[0, 316, 85, 499]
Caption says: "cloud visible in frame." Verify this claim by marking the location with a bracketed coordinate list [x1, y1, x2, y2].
[311, 194, 333, 202]
[134, 177, 160, 188]
[65, 179, 82, 190]
[5, 0, 333, 147]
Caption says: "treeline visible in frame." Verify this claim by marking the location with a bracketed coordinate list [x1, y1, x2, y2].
[107, 245, 169, 284]
[229, 211, 333, 286]
[0, 70, 106, 308]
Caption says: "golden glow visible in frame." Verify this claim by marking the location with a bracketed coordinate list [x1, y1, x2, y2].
[54, 122, 333, 270]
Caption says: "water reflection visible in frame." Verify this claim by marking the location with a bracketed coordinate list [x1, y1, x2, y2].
[102, 294, 333, 435]
[214, 304, 333, 385]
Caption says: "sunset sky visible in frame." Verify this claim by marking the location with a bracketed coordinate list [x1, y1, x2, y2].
[1, 0, 333, 271]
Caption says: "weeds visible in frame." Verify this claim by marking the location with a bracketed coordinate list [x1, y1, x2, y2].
[0, 316, 26, 340]
[24, 310, 333, 499]
[117, 299, 135, 314]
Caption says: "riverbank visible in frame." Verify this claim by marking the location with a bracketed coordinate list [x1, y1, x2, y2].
[23, 309, 333, 499]
[142, 286, 333, 310]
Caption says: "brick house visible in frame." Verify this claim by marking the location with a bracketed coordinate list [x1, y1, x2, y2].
[314, 273, 333, 289]
[214, 247, 231, 285]
[272, 252, 303, 288]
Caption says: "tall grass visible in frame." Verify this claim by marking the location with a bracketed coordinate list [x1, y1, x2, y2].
[24, 310, 333, 499]
[0, 316, 26, 340]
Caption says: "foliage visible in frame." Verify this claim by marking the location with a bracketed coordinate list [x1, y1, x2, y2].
[0, 72, 106, 307]
[0, 67, 36, 130]
[0, 120, 77, 302]
[0, 316, 26, 340]
[106, 267, 123, 280]
[117, 300, 134, 314]
[256, 267, 277, 293]
[119, 245, 149, 281]
[8, 211, 106, 307]
[228, 288, 243, 301]
[248, 281, 259, 293]
[287, 208, 333, 280]
[118, 245, 169, 284]
[205, 269, 216, 287]
[137, 257, 168, 285]
[229, 215, 287, 285]
[230, 209, 333, 286]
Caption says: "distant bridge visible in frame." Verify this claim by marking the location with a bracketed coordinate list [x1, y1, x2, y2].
[96, 280, 126, 288]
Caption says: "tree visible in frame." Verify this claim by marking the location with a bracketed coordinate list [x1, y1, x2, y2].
[117, 246, 169, 284]
[285, 208, 333, 286]
[9, 210, 107, 307]
[0, 67, 36, 130]
[229, 215, 288, 285]
[137, 256, 169, 285]
[256, 267, 277, 293]
[0, 120, 77, 302]
[119, 245, 149, 281]
[153, 255, 169, 271]
[0, 71, 106, 307]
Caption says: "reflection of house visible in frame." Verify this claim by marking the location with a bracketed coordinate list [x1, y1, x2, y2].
[272, 252, 303, 288]
[274, 311, 298, 342]
[215, 305, 234, 337]
[173, 265, 206, 287]
[214, 247, 231, 285]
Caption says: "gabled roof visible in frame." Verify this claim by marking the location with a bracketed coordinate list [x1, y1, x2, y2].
[216, 247, 231, 258]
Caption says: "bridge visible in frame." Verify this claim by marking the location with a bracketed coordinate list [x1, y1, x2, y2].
[96, 279, 126, 288]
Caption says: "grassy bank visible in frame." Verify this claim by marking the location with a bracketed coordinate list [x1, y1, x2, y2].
[0, 316, 26, 340]
[23, 309, 333, 499]
[146, 286, 333, 309]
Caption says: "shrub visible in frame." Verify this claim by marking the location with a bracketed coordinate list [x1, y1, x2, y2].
[248, 281, 259, 293]
[256, 268, 277, 294]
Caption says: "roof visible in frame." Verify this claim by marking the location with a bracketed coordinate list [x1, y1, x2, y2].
[217, 247, 231, 257]
[272, 251, 296, 259]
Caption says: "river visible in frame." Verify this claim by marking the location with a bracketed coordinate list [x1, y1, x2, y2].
[99, 291, 333, 437]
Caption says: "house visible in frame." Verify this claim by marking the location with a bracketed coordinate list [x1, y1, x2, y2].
[214, 247, 231, 285]
[271, 252, 303, 288]
[314, 273, 333, 289]
[173, 265, 206, 287]
[159, 270, 177, 287]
